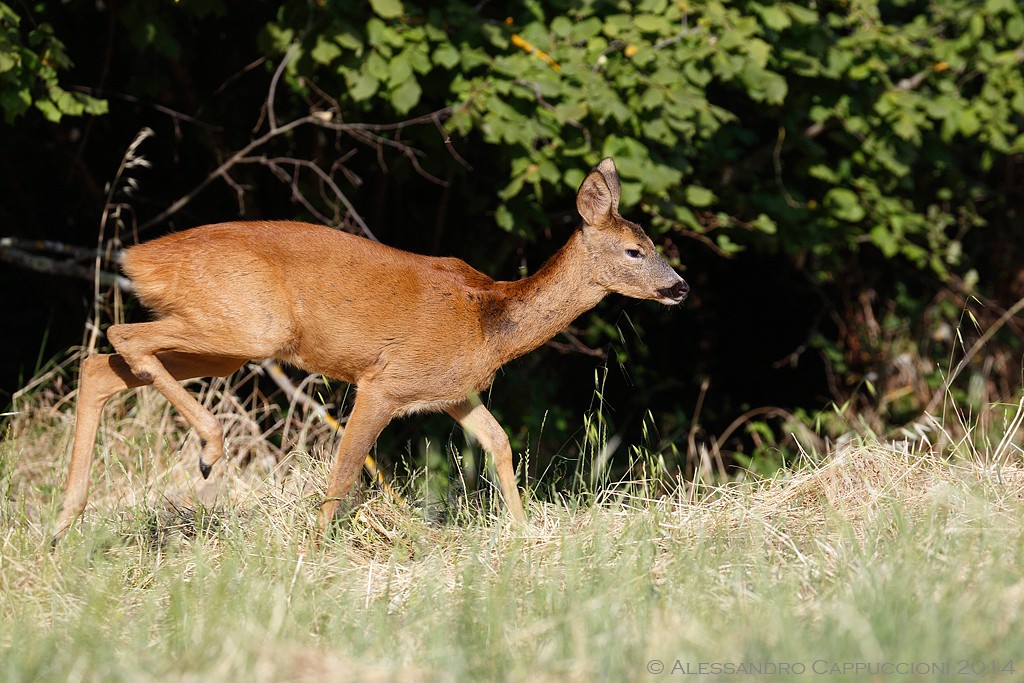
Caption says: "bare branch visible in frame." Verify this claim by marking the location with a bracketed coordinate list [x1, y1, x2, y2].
[894, 70, 930, 92]
[221, 172, 252, 215]
[0, 237, 119, 264]
[0, 238, 131, 291]
[138, 115, 310, 234]
[240, 155, 378, 241]
[266, 42, 302, 132]
[545, 328, 606, 358]
[138, 105, 461, 237]
[68, 87, 223, 130]
[118, 41, 496, 293]
[213, 55, 269, 96]
[653, 13, 700, 50]
[436, 116, 473, 171]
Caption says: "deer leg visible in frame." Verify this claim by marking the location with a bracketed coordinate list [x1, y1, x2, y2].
[107, 321, 244, 480]
[54, 350, 245, 544]
[447, 399, 526, 524]
[318, 387, 396, 536]
[55, 353, 136, 543]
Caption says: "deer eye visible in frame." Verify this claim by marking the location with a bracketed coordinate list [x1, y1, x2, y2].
[625, 248, 644, 259]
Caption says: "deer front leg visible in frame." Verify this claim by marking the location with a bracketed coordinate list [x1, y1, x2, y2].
[318, 387, 397, 537]
[447, 399, 526, 524]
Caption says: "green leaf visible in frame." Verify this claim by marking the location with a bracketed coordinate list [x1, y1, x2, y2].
[348, 71, 379, 101]
[262, 23, 295, 53]
[311, 36, 341, 65]
[498, 166, 527, 200]
[82, 95, 108, 116]
[603, 14, 633, 38]
[366, 52, 389, 80]
[685, 185, 716, 207]
[958, 108, 981, 137]
[825, 188, 865, 222]
[0, 50, 17, 73]
[34, 98, 61, 122]
[762, 72, 788, 104]
[495, 203, 515, 231]
[0, 2, 20, 24]
[459, 45, 490, 70]
[683, 62, 712, 87]
[551, 16, 572, 37]
[619, 180, 643, 207]
[643, 164, 683, 194]
[563, 168, 586, 190]
[0, 87, 31, 122]
[408, 42, 432, 74]
[869, 225, 900, 257]
[753, 213, 778, 234]
[786, 5, 818, 24]
[52, 88, 84, 116]
[924, 95, 957, 120]
[433, 43, 460, 69]
[892, 115, 917, 141]
[335, 27, 363, 52]
[715, 233, 744, 255]
[758, 5, 791, 31]
[553, 101, 588, 124]
[984, 0, 1014, 12]
[570, 17, 603, 40]
[747, 39, 771, 69]
[809, 164, 839, 182]
[634, 14, 670, 33]
[1007, 15, 1024, 42]
[389, 50, 413, 85]
[639, 88, 666, 111]
[369, 0, 404, 20]
[643, 118, 676, 145]
[390, 77, 421, 113]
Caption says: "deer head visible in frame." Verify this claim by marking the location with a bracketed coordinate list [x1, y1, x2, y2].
[576, 158, 689, 305]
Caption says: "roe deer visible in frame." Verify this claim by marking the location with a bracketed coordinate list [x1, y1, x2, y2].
[53, 157, 689, 543]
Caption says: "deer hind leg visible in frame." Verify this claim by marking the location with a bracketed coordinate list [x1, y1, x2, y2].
[106, 320, 247, 479]
[318, 387, 397, 538]
[54, 350, 245, 544]
[447, 399, 526, 524]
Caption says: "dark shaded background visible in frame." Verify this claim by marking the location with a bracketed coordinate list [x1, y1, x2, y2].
[3, 0, 1021, 477]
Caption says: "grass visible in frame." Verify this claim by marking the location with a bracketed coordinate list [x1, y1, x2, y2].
[2, 369, 1024, 682]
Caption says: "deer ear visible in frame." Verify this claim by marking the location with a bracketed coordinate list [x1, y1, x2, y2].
[576, 158, 621, 226]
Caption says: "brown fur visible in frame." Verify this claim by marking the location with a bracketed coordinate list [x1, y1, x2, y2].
[53, 158, 688, 543]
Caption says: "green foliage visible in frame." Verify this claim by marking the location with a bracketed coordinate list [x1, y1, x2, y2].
[0, 2, 106, 123]
[263, 0, 1023, 283]
[3, 1, 1022, 470]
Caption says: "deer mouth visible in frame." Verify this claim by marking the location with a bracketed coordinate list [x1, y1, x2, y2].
[656, 280, 689, 304]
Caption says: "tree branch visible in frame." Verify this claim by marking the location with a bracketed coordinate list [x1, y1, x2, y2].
[0, 237, 131, 290]
[137, 105, 461, 237]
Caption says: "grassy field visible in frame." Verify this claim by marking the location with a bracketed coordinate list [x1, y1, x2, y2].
[2, 373, 1024, 682]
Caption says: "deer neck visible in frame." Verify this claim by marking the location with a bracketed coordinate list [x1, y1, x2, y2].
[486, 229, 606, 362]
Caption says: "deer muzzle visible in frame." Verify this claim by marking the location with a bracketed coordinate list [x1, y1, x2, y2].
[657, 279, 689, 304]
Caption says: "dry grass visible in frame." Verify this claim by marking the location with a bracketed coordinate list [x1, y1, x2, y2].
[2, 367, 1024, 682]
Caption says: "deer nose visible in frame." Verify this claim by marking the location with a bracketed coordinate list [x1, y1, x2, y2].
[657, 279, 689, 303]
